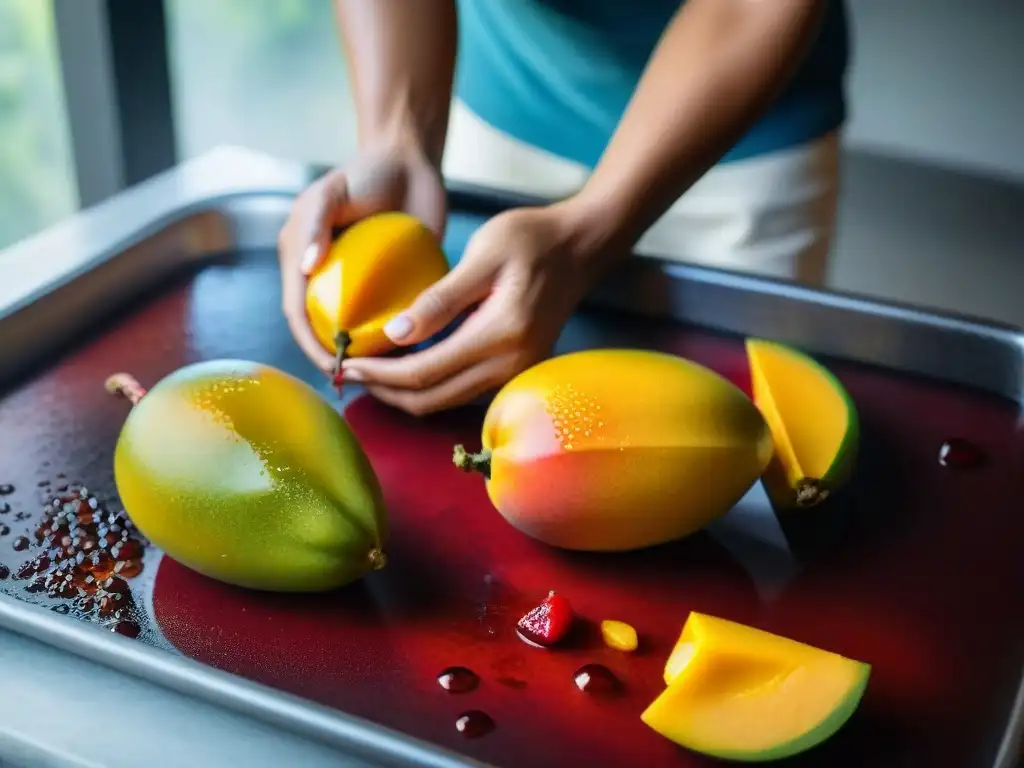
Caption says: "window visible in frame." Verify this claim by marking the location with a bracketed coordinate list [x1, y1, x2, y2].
[164, 0, 358, 165]
[0, 0, 78, 251]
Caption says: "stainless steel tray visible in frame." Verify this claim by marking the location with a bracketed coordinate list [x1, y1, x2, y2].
[1, 147, 1021, 768]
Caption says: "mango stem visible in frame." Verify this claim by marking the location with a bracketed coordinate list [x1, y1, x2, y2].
[105, 373, 147, 407]
[795, 478, 829, 507]
[452, 444, 492, 479]
[368, 547, 387, 571]
[333, 330, 351, 381]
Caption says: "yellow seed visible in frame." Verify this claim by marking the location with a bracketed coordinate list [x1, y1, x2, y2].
[600, 620, 638, 652]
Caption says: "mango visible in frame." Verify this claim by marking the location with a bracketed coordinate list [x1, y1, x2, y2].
[746, 338, 859, 509]
[105, 360, 388, 592]
[452, 349, 773, 551]
[305, 211, 450, 368]
[600, 620, 639, 652]
[642, 612, 870, 762]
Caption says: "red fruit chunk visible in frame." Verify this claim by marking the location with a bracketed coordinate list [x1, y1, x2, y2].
[516, 590, 574, 648]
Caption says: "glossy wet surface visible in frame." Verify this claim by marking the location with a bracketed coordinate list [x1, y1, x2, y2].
[1, 214, 1023, 767]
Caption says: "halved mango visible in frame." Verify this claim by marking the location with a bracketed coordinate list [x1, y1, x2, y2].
[745, 338, 858, 509]
[642, 612, 870, 762]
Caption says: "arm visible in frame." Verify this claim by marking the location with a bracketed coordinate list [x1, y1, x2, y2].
[567, 0, 827, 260]
[334, 0, 458, 167]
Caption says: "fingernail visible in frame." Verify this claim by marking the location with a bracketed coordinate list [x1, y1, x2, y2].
[383, 314, 413, 342]
[342, 367, 364, 382]
[300, 244, 319, 275]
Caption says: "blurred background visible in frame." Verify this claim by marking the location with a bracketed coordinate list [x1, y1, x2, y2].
[1, 0, 1021, 322]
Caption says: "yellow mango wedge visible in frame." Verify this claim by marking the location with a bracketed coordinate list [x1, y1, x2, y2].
[643, 612, 870, 762]
[306, 212, 450, 363]
[745, 338, 859, 509]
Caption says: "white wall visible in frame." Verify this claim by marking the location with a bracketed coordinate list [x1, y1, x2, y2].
[843, 0, 1024, 183]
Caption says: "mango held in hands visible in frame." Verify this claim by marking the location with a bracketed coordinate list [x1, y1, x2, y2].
[305, 211, 450, 365]
[453, 349, 773, 551]
[106, 360, 388, 592]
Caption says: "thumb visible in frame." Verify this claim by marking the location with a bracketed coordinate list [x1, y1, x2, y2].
[383, 258, 493, 347]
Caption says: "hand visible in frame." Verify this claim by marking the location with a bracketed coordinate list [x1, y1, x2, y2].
[340, 202, 618, 416]
[277, 143, 447, 372]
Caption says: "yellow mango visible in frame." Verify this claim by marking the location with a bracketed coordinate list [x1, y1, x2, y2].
[453, 349, 773, 551]
[643, 612, 870, 762]
[601, 620, 639, 652]
[106, 361, 388, 592]
[746, 338, 859, 509]
[305, 212, 450, 364]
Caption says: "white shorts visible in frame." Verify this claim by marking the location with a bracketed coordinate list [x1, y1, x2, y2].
[442, 100, 841, 285]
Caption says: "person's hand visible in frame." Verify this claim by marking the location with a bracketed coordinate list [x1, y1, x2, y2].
[339, 202, 620, 416]
[278, 142, 446, 372]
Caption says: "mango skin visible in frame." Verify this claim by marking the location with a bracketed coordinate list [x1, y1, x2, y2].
[474, 349, 774, 551]
[305, 211, 450, 358]
[111, 360, 388, 592]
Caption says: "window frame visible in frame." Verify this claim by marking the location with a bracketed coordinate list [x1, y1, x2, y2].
[53, 0, 178, 208]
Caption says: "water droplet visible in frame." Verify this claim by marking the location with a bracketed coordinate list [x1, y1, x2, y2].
[455, 710, 495, 739]
[938, 438, 985, 469]
[437, 666, 479, 693]
[573, 663, 621, 696]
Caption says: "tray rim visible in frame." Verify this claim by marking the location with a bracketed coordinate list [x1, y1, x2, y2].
[0, 146, 1022, 768]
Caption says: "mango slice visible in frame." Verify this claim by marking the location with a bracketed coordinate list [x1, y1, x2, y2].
[453, 349, 773, 551]
[601, 620, 638, 652]
[745, 338, 858, 509]
[108, 360, 389, 592]
[643, 613, 870, 762]
[305, 211, 450, 361]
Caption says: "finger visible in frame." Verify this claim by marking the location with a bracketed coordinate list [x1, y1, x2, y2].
[382, 255, 495, 347]
[342, 307, 498, 390]
[300, 171, 351, 276]
[281, 267, 335, 372]
[364, 358, 504, 417]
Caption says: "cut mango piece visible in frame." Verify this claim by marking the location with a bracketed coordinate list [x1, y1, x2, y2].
[643, 613, 870, 762]
[745, 338, 858, 509]
[601, 620, 638, 652]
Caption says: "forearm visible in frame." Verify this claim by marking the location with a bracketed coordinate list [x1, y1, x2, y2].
[334, 0, 457, 166]
[571, 0, 826, 255]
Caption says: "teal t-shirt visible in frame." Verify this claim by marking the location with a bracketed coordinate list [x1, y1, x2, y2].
[454, 0, 849, 168]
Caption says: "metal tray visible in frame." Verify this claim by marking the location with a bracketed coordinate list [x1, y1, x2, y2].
[1, 147, 1022, 768]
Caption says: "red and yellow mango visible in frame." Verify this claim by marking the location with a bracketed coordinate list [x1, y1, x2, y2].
[453, 349, 773, 551]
